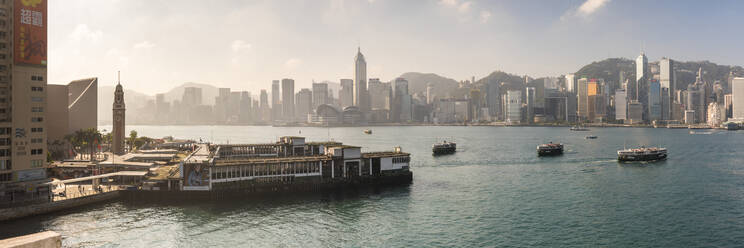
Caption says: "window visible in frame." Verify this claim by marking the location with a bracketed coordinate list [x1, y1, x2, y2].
[31, 127, 43, 132]
[30, 138, 42, 144]
[0, 138, 8, 145]
[0, 128, 9, 134]
[31, 159, 43, 168]
[31, 86, 43, 92]
[31, 117, 42, 122]
[0, 160, 9, 170]
[0, 148, 9, 156]
[31, 107, 43, 112]
[31, 76, 36, 80]
[30, 148, 43, 155]
[0, 173, 11, 182]
[31, 97, 43, 102]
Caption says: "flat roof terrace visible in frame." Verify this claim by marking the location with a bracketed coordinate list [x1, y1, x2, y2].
[214, 155, 331, 166]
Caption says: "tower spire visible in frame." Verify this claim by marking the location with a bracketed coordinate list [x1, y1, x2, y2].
[117, 70, 121, 85]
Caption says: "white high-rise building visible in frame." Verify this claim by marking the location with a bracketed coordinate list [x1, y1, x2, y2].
[506, 90, 522, 124]
[354, 47, 369, 112]
[660, 58, 675, 119]
[733, 78, 744, 120]
[565, 74, 576, 93]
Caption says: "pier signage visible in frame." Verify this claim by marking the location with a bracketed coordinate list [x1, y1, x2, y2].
[13, 0, 47, 66]
[182, 163, 209, 191]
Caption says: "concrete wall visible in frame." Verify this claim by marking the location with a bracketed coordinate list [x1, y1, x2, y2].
[0, 231, 61, 248]
[0, 191, 119, 222]
[46, 85, 69, 143]
[67, 78, 98, 134]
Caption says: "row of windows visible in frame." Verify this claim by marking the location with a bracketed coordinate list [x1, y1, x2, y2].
[31, 159, 43, 168]
[31, 97, 43, 102]
[31, 76, 44, 81]
[0, 137, 8, 145]
[31, 127, 42, 132]
[31, 117, 42, 122]
[0, 128, 9, 135]
[31, 107, 43, 112]
[392, 156, 411, 163]
[0, 159, 9, 170]
[30, 148, 43, 155]
[31, 86, 43, 92]
[0, 173, 10, 182]
[0, 148, 9, 156]
[211, 162, 321, 180]
[30, 138, 42, 144]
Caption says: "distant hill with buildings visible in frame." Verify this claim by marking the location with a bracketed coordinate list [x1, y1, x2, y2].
[161, 82, 221, 105]
[399, 72, 459, 99]
[575, 57, 743, 86]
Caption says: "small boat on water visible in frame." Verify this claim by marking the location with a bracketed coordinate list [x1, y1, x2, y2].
[570, 126, 590, 131]
[432, 141, 456, 155]
[585, 135, 598, 139]
[617, 146, 667, 162]
[537, 142, 563, 156]
[363, 129, 372, 134]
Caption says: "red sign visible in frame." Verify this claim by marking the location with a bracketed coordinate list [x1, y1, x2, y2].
[13, 0, 47, 66]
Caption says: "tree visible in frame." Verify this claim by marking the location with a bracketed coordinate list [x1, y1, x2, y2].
[129, 130, 138, 151]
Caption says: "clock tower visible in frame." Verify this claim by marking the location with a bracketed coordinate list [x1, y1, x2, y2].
[112, 74, 126, 155]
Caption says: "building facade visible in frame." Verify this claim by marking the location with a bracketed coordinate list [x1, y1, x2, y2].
[353, 48, 369, 112]
[112, 83, 126, 155]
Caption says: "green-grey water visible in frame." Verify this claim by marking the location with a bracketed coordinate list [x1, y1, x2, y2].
[2, 126, 744, 247]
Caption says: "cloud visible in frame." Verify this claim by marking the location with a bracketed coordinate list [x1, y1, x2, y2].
[479, 10, 491, 23]
[438, 0, 457, 7]
[68, 24, 103, 43]
[133, 40, 155, 49]
[562, 0, 610, 20]
[231, 40, 252, 52]
[457, 1, 472, 13]
[284, 58, 302, 69]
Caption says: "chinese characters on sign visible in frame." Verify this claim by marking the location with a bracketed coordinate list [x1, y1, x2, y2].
[13, 0, 46, 66]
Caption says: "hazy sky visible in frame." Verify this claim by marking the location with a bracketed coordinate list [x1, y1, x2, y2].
[50, 0, 744, 94]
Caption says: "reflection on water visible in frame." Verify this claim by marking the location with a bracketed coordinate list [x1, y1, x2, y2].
[2, 126, 744, 247]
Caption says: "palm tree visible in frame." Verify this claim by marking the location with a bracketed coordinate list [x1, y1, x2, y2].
[129, 130, 138, 152]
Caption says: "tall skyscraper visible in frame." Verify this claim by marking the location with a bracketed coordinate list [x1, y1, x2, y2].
[281, 79, 295, 121]
[648, 80, 661, 121]
[636, 52, 649, 119]
[368, 78, 390, 110]
[577, 78, 589, 121]
[239, 91, 252, 123]
[295, 88, 312, 121]
[112, 81, 126, 155]
[565, 74, 576, 93]
[615, 89, 627, 121]
[354, 47, 369, 112]
[339, 79, 354, 108]
[392, 78, 410, 122]
[486, 80, 500, 120]
[506, 90, 522, 124]
[659, 58, 675, 119]
[312, 82, 328, 109]
[525, 87, 535, 123]
[271, 80, 280, 121]
[259, 89, 269, 122]
[733, 78, 744, 120]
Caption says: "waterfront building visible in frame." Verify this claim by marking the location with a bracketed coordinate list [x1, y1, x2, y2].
[228, 92, 241, 123]
[271, 80, 280, 121]
[432, 98, 469, 124]
[627, 101, 643, 124]
[392, 78, 411, 122]
[486, 81, 501, 120]
[684, 110, 695, 124]
[648, 80, 661, 121]
[506, 90, 522, 124]
[339, 79, 353, 108]
[282, 79, 295, 121]
[660, 58, 675, 119]
[113, 81, 126, 155]
[214, 88, 230, 123]
[354, 47, 369, 112]
[312, 82, 328, 109]
[239, 91, 252, 124]
[687, 83, 705, 123]
[368, 78, 391, 111]
[733, 78, 744, 120]
[587, 80, 600, 121]
[707, 103, 724, 127]
[526, 87, 535, 123]
[615, 89, 627, 121]
[577, 78, 589, 121]
[295, 88, 313, 122]
[724, 93, 733, 119]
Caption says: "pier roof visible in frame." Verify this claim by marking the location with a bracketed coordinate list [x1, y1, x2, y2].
[362, 151, 410, 158]
[306, 141, 343, 146]
[44, 171, 148, 185]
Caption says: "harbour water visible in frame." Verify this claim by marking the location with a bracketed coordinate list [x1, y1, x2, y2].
[2, 126, 744, 247]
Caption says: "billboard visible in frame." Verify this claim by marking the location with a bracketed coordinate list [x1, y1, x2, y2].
[182, 163, 209, 190]
[13, 0, 47, 66]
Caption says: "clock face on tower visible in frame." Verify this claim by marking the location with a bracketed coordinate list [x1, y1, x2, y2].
[115, 116, 121, 122]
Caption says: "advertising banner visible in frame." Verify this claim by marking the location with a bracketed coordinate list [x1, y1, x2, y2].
[182, 163, 209, 190]
[13, 0, 47, 66]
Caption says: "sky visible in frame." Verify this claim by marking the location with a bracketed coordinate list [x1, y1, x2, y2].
[49, 0, 744, 95]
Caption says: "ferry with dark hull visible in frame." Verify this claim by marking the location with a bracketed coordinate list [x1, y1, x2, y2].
[432, 141, 456, 156]
[537, 142, 563, 156]
[617, 146, 667, 162]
